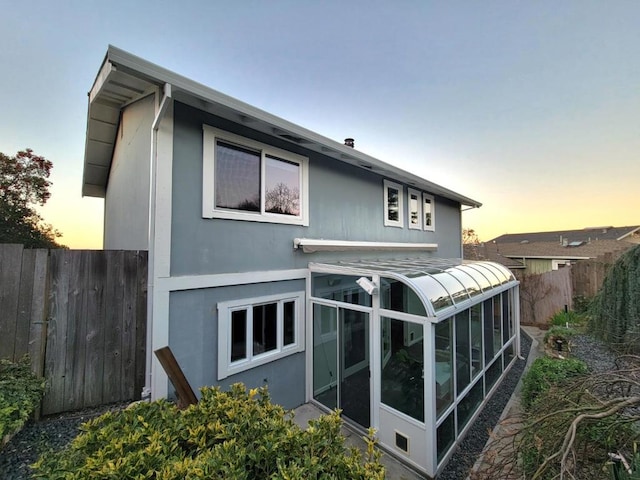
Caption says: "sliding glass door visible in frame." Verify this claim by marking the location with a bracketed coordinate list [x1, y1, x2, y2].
[312, 303, 370, 428]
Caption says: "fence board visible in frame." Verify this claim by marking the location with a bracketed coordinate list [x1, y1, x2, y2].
[83, 252, 106, 407]
[0, 244, 23, 360]
[44, 250, 71, 415]
[121, 251, 138, 400]
[14, 249, 36, 359]
[28, 249, 49, 378]
[135, 252, 148, 398]
[103, 251, 125, 404]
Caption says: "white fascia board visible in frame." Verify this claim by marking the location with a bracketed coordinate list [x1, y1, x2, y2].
[104, 45, 482, 208]
[293, 238, 438, 253]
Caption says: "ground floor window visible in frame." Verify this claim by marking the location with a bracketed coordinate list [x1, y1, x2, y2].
[217, 291, 304, 379]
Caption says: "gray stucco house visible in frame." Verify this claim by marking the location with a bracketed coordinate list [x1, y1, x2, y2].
[82, 46, 520, 478]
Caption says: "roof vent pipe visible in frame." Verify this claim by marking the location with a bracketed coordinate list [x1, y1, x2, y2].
[344, 138, 355, 148]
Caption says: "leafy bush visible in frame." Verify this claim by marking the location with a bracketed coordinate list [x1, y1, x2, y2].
[521, 356, 587, 409]
[32, 383, 385, 479]
[0, 356, 44, 442]
[589, 245, 640, 349]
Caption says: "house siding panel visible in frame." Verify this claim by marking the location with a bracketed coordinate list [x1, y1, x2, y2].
[170, 102, 462, 276]
[168, 279, 306, 409]
[104, 94, 154, 250]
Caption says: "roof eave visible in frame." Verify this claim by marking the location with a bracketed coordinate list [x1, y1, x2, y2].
[82, 45, 482, 207]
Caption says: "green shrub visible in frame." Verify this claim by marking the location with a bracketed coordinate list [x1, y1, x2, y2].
[32, 383, 385, 479]
[0, 356, 45, 441]
[589, 245, 640, 348]
[549, 310, 585, 327]
[521, 356, 587, 409]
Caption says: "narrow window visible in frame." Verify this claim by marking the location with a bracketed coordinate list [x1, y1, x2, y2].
[408, 188, 422, 230]
[384, 180, 404, 227]
[231, 309, 247, 362]
[283, 301, 296, 346]
[423, 193, 435, 231]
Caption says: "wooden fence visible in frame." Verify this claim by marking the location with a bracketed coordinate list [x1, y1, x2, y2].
[0, 245, 147, 415]
[572, 250, 626, 299]
[516, 267, 573, 326]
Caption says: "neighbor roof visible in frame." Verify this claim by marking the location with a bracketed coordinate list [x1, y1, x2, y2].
[82, 45, 482, 209]
[490, 225, 640, 244]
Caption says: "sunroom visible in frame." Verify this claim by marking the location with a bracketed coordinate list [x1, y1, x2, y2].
[306, 258, 520, 478]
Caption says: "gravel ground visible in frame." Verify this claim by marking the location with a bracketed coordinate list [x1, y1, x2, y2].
[2, 329, 587, 480]
[0, 402, 129, 480]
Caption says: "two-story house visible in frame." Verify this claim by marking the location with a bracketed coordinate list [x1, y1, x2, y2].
[82, 46, 520, 478]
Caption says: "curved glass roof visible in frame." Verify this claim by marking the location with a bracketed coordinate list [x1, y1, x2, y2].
[308, 258, 517, 318]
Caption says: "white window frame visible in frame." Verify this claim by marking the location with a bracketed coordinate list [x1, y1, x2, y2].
[407, 188, 422, 230]
[203, 125, 309, 226]
[423, 192, 435, 231]
[383, 179, 404, 228]
[217, 291, 305, 379]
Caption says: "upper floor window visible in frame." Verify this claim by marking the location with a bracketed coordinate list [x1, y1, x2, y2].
[383, 180, 404, 228]
[408, 188, 422, 230]
[203, 126, 309, 225]
[217, 291, 305, 379]
[423, 193, 435, 231]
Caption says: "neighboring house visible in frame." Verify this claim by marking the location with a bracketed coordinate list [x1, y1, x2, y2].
[82, 46, 520, 478]
[466, 226, 640, 275]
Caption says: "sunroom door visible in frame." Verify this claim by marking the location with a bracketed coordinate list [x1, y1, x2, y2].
[312, 303, 371, 429]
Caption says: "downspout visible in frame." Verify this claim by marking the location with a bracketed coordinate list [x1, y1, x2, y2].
[142, 83, 172, 400]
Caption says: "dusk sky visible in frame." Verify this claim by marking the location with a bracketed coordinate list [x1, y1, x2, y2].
[1, 1, 638, 248]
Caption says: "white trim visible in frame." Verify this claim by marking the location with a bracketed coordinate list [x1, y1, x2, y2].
[156, 268, 308, 292]
[423, 193, 435, 232]
[407, 188, 422, 231]
[293, 238, 437, 253]
[218, 291, 305, 380]
[384, 180, 404, 228]
[202, 125, 309, 226]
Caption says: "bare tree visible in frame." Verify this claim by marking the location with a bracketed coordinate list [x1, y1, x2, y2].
[265, 183, 299, 215]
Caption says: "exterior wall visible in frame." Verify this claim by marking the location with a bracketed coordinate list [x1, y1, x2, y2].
[523, 258, 554, 274]
[168, 279, 306, 409]
[170, 101, 462, 277]
[103, 94, 154, 250]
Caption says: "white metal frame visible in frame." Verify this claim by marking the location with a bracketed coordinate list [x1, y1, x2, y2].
[202, 125, 309, 226]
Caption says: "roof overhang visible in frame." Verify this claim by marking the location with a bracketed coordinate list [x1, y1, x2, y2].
[82, 46, 483, 207]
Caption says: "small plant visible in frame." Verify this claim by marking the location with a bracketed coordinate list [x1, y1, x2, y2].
[550, 310, 585, 328]
[0, 356, 45, 443]
[32, 383, 385, 479]
[521, 356, 587, 410]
